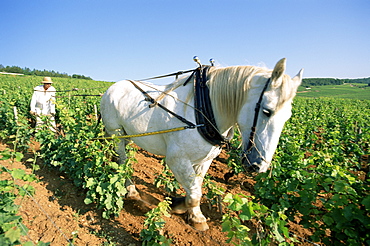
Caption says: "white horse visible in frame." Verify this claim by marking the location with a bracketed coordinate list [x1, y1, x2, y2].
[100, 58, 303, 231]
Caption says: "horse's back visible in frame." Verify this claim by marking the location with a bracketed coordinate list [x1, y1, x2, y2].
[100, 80, 172, 154]
[101, 81, 132, 129]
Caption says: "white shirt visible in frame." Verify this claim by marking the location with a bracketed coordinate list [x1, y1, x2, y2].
[30, 85, 56, 115]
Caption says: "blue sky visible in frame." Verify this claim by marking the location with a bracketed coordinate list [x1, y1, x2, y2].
[1, 0, 369, 83]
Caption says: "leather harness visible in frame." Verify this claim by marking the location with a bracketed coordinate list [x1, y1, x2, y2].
[130, 66, 271, 148]
[129, 65, 227, 146]
[191, 66, 227, 146]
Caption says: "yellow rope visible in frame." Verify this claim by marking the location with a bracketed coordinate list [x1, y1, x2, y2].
[92, 126, 190, 140]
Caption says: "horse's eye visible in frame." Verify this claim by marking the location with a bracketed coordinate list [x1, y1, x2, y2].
[262, 108, 272, 117]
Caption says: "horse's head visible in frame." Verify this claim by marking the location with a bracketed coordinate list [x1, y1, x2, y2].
[238, 58, 303, 173]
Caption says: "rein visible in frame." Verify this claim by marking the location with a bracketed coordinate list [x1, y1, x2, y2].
[128, 80, 197, 129]
[139, 69, 196, 81]
[92, 125, 203, 140]
[56, 94, 102, 98]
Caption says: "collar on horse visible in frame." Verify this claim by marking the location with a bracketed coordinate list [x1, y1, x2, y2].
[191, 65, 228, 146]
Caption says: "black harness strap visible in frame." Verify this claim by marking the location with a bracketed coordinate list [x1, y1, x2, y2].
[139, 69, 196, 81]
[128, 80, 196, 128]
[183, 70, 197, 86]
[193, 66, 227, 146]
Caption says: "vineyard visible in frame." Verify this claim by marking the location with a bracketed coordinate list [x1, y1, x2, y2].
[0, 74, 369, 245]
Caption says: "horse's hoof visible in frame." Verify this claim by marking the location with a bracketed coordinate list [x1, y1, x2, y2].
[170, 197, 187, 214]
[126, 185, 141, 200]
[126, 193, 141, 200]
[191, 221, 209, 231]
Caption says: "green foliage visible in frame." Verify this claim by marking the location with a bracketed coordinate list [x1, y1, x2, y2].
[222, 193, 297, 246]
[0, 75, 131, 219]
[154, 161, 181, 196]
[0, 149, 49, 246]
[222, 98, 369, 245]
[203, 174, 225, 209]
[36, 120, 133, 219]
[253, 98, 370, 245]
[226, 128, 244, 174]
[140, 198, 172, 246]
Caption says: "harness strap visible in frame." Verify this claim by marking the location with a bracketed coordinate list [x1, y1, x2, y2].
[128, 80, 196, 128]
[182, 70, 197, 86]
[139, 69, 196, 81]
[194, 66, 228, 146]
[92, 125, 199, 140]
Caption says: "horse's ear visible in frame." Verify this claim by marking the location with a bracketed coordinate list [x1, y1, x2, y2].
[271, 58, 286, 84]
[292, 69, 304, 88]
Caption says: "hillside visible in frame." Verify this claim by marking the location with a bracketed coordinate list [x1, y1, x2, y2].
[302, 77, 370, 87]
[297, 83, 370, 100]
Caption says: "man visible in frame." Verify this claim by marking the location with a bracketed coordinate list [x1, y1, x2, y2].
[30, 77, 56, 132]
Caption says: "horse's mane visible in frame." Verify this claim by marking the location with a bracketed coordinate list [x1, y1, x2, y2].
[157, 65, 297, 122]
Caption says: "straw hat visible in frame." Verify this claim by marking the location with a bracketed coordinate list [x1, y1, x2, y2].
[42, 77, 53, 84]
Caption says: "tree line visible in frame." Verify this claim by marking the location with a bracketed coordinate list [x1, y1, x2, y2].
[0, 64, 92, 80]
[302, 77, 370, 87]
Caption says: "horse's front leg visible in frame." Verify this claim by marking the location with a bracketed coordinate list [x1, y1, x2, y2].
[167, 157, 213, 231]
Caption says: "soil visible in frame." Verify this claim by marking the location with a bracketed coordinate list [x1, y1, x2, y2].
[0, 140, 312, 246]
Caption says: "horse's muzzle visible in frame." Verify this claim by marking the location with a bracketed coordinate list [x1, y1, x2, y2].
[241, 147, 262, 173]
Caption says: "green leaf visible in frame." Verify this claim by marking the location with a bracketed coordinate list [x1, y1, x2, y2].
[15, 152, 23, 162]
[223, 193, 234, 203]
[0, 152, 12, 160]
[84, 197, 93, 204]
[343, 205, 355, 221]
[11, 168, 25, 179]
[221, 220, 231, 232]
[85, 178, 95, 188]
[240, 203, 254, 221]
[333, 181, 346, 193]
[362, 196, 370, 210]
[37, 242, 51, 246]
[322, 215, 334, 226]
[4, 227, 21, 243]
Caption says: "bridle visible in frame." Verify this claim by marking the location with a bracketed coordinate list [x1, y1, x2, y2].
[243, 77, 272, 157]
